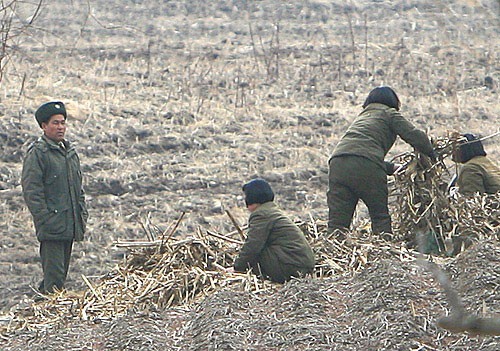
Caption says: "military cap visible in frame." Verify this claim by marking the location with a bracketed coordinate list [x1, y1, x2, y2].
[35, 101, 67, 128]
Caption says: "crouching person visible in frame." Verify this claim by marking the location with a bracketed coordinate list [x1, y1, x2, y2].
[453, 133, 500, 195]
[232, 178, 315, 283]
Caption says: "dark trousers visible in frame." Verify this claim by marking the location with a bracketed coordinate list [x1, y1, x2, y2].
[327, 155, 392, 234]
[39, 240, 73, 293]
[259, 261, 313, 284]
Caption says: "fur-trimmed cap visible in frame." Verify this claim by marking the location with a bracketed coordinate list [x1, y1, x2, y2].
[35, 101, 67, 128]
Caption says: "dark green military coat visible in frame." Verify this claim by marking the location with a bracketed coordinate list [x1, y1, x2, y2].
[22, 135, 88, 242]
[331, 103, 434, 168]
[234, 202, 315, 283]
[327, 103, 434, 234]
[457, 156, 500, 195]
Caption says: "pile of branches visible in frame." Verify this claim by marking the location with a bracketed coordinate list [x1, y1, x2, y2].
[392, 134, 499, 255]
[1, 213, 419, 336]
[3, 134, 498, 335]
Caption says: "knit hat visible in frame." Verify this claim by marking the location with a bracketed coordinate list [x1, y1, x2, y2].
[458, 133, 486, 163]
[242, 178, 275, 206]
[35, 101, 67, 128]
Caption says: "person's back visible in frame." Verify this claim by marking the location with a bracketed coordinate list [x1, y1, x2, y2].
[327, 86, 435, 234]
[246, 202, 315, 282]
[233, 179, 315, 283]
[457, 156, 500, 195]
[332, 102, 433, 169]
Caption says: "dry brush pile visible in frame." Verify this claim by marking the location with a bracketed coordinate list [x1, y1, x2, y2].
[0, 214, 418, 337]
[1, 137, 499, 347]
[392, 134, 499, 254]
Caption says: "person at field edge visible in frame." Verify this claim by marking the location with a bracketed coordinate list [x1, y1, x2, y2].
[452, 133, 500, 195]
[327, 86, 436, 235]
[22, 101, 88, 294]
[232, 178, 315, 283]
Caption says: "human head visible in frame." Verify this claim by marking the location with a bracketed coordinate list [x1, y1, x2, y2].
[362, 86, 401, 110]
[35, 101, 67, 128]
[242, 178, 275, 207]
[453, 133, 486, 163]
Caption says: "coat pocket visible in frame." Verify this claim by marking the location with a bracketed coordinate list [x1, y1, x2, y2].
[40, 207, 68, 235]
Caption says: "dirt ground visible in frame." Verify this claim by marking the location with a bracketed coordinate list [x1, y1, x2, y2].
[0, 0, 499, 350]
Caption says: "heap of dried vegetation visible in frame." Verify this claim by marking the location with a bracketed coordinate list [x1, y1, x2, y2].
[392, 133, 499, 254]
[1, 137, 498, 349]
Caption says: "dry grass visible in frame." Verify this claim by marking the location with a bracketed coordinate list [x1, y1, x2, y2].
[0, 0, 499, 349]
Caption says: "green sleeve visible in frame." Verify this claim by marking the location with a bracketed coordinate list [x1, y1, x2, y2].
[389, 110, 434, 156]
[21, 149, 51, 226]
[233, 212, 271, 272]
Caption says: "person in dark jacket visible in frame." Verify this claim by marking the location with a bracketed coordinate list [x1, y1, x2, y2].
[453, 133, 500, 195]
[328, 86, 436, 235]
[232, 179, 315, 283]
[22, 101, 88, 294]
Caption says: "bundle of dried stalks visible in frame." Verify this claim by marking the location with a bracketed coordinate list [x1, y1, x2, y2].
[301, 221, 416, 276]
[392, 134, 499, 255]
[1, 213, 419, 337]
[3, 136, 498, 336]
[0, 227, 260, 335]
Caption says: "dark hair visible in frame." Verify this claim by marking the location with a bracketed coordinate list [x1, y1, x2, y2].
[458, 133, 486, 163]
[362, 86, 401, 110]
[242, 178, 275, 206]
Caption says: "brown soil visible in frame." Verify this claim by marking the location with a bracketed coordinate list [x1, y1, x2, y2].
[0, 0, 499, 349]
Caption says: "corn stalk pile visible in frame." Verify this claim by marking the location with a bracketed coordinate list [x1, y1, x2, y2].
[1, 214, 419, 336]
[0, 228, 258, 335]
[391, 135, 499, 255]
[2, 136, 498, 337]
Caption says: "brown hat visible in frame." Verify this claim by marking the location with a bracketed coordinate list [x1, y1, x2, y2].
[35, 101, 67, 128]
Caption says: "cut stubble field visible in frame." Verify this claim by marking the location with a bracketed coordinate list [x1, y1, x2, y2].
[0, 0, 499, 349]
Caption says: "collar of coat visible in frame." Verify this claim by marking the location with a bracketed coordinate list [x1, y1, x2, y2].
[40, 135, 74, 152]
[362, 102, 395, 112]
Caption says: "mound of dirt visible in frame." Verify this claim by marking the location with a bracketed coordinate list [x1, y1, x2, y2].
[184, 241, 498, 350]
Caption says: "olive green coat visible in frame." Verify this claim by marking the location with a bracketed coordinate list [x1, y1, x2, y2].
[457, 156, 500, 195]
[22, 135, 88, 242]
[327, 103, 434, 234]
[234, 202, 315, 283]
[330, 103, 434, 169]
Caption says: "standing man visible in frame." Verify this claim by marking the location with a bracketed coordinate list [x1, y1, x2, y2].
[328, 86, 436, 235]
[22, 101, 88, 294]
[232, 178, 315, 283]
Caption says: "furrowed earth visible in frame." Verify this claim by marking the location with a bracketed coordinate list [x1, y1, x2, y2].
[0, 0, 499, 350]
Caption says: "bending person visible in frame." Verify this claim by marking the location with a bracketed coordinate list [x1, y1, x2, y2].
[453, 133, 500, 195]
[328, 86, 435, 235]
